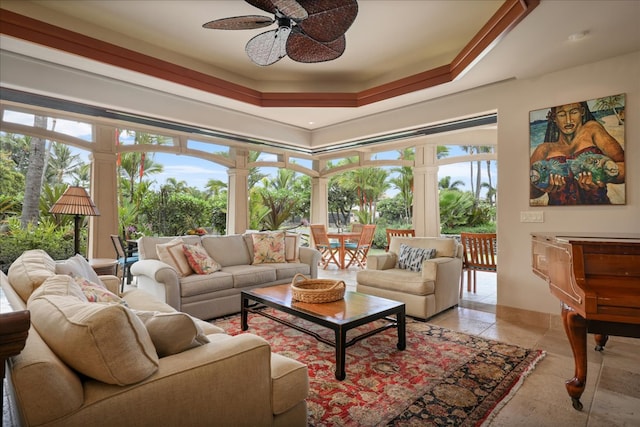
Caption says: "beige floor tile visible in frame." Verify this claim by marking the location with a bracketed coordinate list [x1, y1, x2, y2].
[587, 390, 640, 427]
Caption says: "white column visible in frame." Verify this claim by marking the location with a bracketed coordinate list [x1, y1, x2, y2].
[89, 125, 119, 258]
[310, 176, 329, 226]
[413, 144, 440, 237]
[227, 148, 249, 234]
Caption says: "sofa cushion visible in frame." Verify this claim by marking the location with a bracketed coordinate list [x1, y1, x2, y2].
[183, 243, 222, 274]
[270, 352, 309, 415]
[7, 249, 56, 302]
[28, 277, 159, 385]
[397, 244, 436, 272]
[251, 231, 286, 264]
[179, 271, 234, 297]
[357, 269, 436, 296]
[55, 254, 106, 288]
[221, 265, 277, 288]
[262, 262, 311, 281]
[201, 234, 251, 267]
[156, 237, 193, 277]
[133, 310, 210, 357]
[29, 274, 88, 301]
[73, 276, 128, 305]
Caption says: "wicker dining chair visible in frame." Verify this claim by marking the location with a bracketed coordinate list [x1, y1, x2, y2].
[459, 232, 497, 298]
[344, 224, 376, 268]
[385, 228, 415, 251]
[309, 224, 340, 269]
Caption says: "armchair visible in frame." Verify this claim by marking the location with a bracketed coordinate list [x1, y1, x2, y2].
[356, 236, 463, 320]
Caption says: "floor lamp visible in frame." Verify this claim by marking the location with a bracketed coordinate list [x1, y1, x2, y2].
[49, 186, 100, 255]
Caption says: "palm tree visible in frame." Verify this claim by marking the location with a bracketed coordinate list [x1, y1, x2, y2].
[389, 148, 414, 223]
[593, 95, 625, 125]
[340, 166, 389, 224]
[45, 142, 83, 184]
[439, 176, 465, 191]
[205, 179, 227, 198]
[21, 115, 47, 227]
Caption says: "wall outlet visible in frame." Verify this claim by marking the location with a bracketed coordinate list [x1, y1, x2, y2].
[520, 211, 544, 223]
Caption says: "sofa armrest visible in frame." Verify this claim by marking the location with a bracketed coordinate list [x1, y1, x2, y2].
[130, 259, 181, 311]
[298, 247, 321, 278]
[82, 334, 286, 426]
[99, 275, 120, 295]
[421, 257, 462, 281]
[365, 253, 397, 270]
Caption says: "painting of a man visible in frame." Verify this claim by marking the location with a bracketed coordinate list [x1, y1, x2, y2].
[529, 94, 625, 206]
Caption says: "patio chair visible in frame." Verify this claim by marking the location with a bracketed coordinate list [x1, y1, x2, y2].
[459, 232, 497, 297]
[110, 234, 139, 291]
[344, 224, 376, 268]
[385, 228, 415, 251]
[310, 224, 340, 269]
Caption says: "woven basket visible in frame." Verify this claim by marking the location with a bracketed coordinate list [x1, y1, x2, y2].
[290, 273, 346, 303]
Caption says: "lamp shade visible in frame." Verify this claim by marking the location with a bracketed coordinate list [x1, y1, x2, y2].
[49, 186, 100, 216]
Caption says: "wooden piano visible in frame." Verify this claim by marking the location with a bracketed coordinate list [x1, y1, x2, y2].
[531, 233, 640, 410]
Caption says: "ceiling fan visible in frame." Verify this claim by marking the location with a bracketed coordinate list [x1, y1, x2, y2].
[203, 0, 358, 66]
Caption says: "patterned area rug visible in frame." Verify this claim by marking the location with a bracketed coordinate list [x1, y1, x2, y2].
[213, 310, 545, 426]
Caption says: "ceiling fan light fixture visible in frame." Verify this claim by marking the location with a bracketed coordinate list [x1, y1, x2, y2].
[204, 0, 358, 65]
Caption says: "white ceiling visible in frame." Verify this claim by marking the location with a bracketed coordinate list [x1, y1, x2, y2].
[1, 0, 639, 131]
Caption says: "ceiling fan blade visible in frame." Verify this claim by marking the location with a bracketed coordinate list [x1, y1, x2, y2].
[203, 15, 274, 30]
[287, 31, 345, 63]
[297, 0, 358, 42]
[246, 0, 307, 20]
[246, 27, 291, 66]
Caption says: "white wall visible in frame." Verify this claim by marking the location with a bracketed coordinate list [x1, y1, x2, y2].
[494, 52, 639, 313]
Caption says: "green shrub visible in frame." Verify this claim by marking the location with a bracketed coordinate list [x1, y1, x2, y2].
[0, 217, 76, 273]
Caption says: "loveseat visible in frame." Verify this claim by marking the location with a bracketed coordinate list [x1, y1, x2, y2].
[132, 233, 321, 320]
[1, 250, 309, 426]
[356, 236, 463, 320]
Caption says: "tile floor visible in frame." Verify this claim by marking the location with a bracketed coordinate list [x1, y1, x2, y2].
[319, 266, 640, 426]
[4, 268, 639, 426]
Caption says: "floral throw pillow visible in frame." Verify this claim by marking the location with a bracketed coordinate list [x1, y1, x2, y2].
[74, 276, 129, 306]
[182, 243, 221, 275]
[252, 231, 286, 264]
[397, 244, 437, 272]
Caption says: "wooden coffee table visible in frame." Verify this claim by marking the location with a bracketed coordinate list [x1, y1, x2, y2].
[241, 284, 406, 380]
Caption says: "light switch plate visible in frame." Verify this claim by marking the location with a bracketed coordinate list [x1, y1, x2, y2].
[520, 211, 544, 223]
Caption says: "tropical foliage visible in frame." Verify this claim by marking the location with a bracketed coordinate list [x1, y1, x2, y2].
[1, 124, 497, 270]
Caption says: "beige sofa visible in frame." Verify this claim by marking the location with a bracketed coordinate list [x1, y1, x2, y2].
[132, 233, 321, 320]
[1, 250, 309, 427]
[356, 237, 463, 320]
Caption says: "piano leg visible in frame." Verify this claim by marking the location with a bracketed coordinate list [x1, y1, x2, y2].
[594, 334, 609, 351]
[561, 304, 587, 411]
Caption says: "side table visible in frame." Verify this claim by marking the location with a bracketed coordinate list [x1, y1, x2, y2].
[88, 258, 119, 276]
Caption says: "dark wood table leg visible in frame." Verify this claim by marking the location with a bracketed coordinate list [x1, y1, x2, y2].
[241, 294, 249, 331]
[561, 304, 587, 411]
[397, 308, 406, 350]
[335, 327, 347, 380]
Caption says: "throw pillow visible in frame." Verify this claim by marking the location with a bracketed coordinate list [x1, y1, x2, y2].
[133, 310, 210, 357]
[28, 293, 159, 385]
[284, 233, 301, 263]
[251, 231, 286, 264]
[28, 274, 88, 303]
[397, 244, 437, 272]
[183, 243, 221, 274]
[156, 237, 193, 277]
[74, 276, 129, 306]
[56, 254, 106, 288]
[7, 249, 56, 302]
